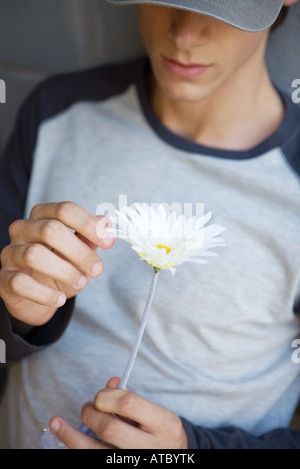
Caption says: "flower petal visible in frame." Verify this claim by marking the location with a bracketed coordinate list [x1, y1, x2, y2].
[106, 203, 226, 274]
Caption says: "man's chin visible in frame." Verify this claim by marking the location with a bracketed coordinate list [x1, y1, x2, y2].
[160, 83, 212, 104]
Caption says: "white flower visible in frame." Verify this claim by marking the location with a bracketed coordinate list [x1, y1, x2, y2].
[107, 203, 226, 275]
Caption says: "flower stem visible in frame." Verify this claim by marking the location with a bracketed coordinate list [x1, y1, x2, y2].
[119, 268, 160, 390]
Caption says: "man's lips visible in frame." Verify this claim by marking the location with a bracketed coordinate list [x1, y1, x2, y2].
[162, 56, 211, 78]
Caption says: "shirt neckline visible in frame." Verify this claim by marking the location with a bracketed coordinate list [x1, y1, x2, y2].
[136, 58, 299, 160]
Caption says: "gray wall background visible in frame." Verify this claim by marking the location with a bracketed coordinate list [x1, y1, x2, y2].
[0, 0, 299, 150]
[0, 0, 145, 151]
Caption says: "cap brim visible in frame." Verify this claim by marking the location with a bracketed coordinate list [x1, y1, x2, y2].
[107, 0, 285, 32]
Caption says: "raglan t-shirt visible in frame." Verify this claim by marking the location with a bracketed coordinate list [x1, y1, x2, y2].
[0, 58, 299, 449]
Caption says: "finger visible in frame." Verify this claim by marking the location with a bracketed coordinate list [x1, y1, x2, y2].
[75, 216, 114, 251]
[105, 378, 137, 427]
[29, 202, 114, 249]
[0, 270, 66, 308]
[9, 219, 104, 278]
[49, 417, 111, 450]
[75, 232, 98, 251]
[81, 402, 154, 449]
[1, 243, 88, 291]
[94, 389, 173, 434]
[96, 215, 115, 250]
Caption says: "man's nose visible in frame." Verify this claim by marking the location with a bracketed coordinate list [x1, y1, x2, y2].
[168, 11, 206, 51]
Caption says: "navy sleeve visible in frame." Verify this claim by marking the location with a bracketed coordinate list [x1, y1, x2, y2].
[0, 84, 76, 360]
[0, 298, 75, 360]
[0, 59, 143, 396]
[0, 297, 75, 399]
[0, 94, 37, 253]
[0, 76, 78, 365]
[181, 418, 300, 449]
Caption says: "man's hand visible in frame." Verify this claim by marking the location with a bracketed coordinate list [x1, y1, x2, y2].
[0, 201, 114, 326]
[49, 377, 188, 449]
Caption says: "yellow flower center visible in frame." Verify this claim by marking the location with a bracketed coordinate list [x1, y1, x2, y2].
[156, 244, 172, 255]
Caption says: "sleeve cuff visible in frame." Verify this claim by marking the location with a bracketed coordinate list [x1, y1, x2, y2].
[0, 296, 75, 363]
[180, 416, 300, 449]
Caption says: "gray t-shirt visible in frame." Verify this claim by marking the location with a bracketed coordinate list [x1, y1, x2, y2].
[0, 59, 299, 449]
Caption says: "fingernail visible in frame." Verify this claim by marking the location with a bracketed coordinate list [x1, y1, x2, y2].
[96, 218, 109, 238]
[76, 274, 88, 289]
[101, 234, 114, 248]
[50, 419, 60, 434]
[91, 261, 103, 276]
[57, 294, 66, 307]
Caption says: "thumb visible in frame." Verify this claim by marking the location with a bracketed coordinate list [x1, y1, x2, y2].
[106, 377, 122, 389]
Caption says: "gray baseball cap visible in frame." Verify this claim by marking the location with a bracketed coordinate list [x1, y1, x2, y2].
[107, 0, 285, 32]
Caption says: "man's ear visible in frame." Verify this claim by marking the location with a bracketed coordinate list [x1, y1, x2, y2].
[283, 0, 297, 6]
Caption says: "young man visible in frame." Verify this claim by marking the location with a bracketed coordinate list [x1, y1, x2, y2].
[0, 0, 299, 449]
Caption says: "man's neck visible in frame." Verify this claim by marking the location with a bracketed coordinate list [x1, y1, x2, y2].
[151, 60, 285, 152]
